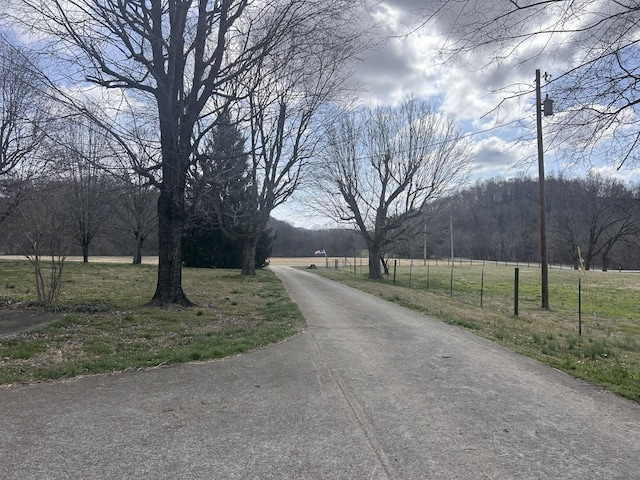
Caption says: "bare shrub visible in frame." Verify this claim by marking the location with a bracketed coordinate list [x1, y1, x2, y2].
[18, 184, 68, 306]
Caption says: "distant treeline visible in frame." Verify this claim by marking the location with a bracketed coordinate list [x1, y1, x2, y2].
[270, 175, 640, 271]
[268, 219, 366, 258]
[3, 175, 638, 271]
[423, 175, 640, 271]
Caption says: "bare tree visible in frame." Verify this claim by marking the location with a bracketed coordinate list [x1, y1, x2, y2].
[229, 30, 356, 275]
[16, 181, 69, 306]
[49, 118, 116, 263]
[571, 174, 640, 271]
[115, 173, 158, 265]
[15, 0, 368, 305]
[0, 39, 49, 227]
[548, 177, 584, 269]
[426, 1, 640, 170]
[316, 97, 472, 279]
[186, 3, 364, 275]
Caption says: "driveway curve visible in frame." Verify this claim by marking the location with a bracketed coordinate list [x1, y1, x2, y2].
[1, 265, 639, 479]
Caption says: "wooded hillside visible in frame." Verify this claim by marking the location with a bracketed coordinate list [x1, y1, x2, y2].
[271, 175, 640, 271]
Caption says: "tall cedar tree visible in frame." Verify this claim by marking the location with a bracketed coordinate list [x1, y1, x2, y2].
[184, 112, 272, 269]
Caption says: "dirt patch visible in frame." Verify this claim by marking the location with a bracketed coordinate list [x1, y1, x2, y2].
[0, 310, 65, 338]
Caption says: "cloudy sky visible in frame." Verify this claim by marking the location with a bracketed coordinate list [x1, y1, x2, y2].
[2, 0, 635, 227]
[345, 0, 595, 178]
[274, 0, 640, 227]
[354, 3, 522, 168]
[275, 0, 554, 227]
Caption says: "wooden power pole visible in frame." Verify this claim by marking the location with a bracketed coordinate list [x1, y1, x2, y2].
[536, 69, 551, 310]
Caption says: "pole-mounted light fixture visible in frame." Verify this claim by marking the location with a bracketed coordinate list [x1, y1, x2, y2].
[543, 94, 554, 116]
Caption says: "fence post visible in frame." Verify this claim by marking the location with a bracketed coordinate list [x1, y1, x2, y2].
[449, 261, 454, 297]
[514, 267, 519, 316]
[579, 277, 582, 336]
[426, 262, 430, 291]
[409, 259, 413, 287]
[480, 268, 484, 308]
[393, 259, 397, 284]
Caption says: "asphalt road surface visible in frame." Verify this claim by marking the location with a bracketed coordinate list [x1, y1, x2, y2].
[0, 311, 64, 338]
[1, 265, 639, 479]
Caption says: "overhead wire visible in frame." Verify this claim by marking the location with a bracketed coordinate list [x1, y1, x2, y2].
[321, 117, 525, 163]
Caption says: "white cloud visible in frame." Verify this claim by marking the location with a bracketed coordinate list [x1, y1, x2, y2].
[346, 1, 540, 187]
[588, 165, 640, 185]
[470, 136, 529, 180]
[347, 0, 640, 191]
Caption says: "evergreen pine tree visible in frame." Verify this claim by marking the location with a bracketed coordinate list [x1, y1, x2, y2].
[182, 113, 272, 268]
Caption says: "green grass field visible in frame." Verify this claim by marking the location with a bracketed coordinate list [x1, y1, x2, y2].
[0, 259, 304, 385]
[312, 260, 640, 402]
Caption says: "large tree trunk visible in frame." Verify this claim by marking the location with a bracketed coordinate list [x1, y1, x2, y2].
[149, 188, 193, 306]
[368, 244, 382, 279]
[82, 243, 89, 263]
[241, 236, 259, 276]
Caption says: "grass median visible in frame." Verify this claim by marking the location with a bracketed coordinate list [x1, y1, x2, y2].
[311, 262, 640, 403]
[0, 259, 304, 385]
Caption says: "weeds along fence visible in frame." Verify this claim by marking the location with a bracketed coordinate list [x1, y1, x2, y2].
[333, 257, 640, 329]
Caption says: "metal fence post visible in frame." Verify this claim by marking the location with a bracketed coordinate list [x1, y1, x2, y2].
[393, 259, 397, 284]
[514, 267, 519, 316]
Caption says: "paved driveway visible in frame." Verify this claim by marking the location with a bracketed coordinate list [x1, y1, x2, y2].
[1, 266, 639, 479]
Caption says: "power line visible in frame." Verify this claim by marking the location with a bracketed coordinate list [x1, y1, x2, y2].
[321, 117, 525, 163]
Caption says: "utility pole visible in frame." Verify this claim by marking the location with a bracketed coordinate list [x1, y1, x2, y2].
[536, 69, 552, 310]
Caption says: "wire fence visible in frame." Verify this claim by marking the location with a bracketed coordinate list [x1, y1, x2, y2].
[323, 256, 640, 328]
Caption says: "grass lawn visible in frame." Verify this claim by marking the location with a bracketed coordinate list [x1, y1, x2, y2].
[0, 259, 304, 385]
[311, 261, 640, 403]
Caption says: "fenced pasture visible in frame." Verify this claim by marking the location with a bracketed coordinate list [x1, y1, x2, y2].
[384, 259, 637, 322]
[302, 257, 639, 323]
[306, 258, 640, 402]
